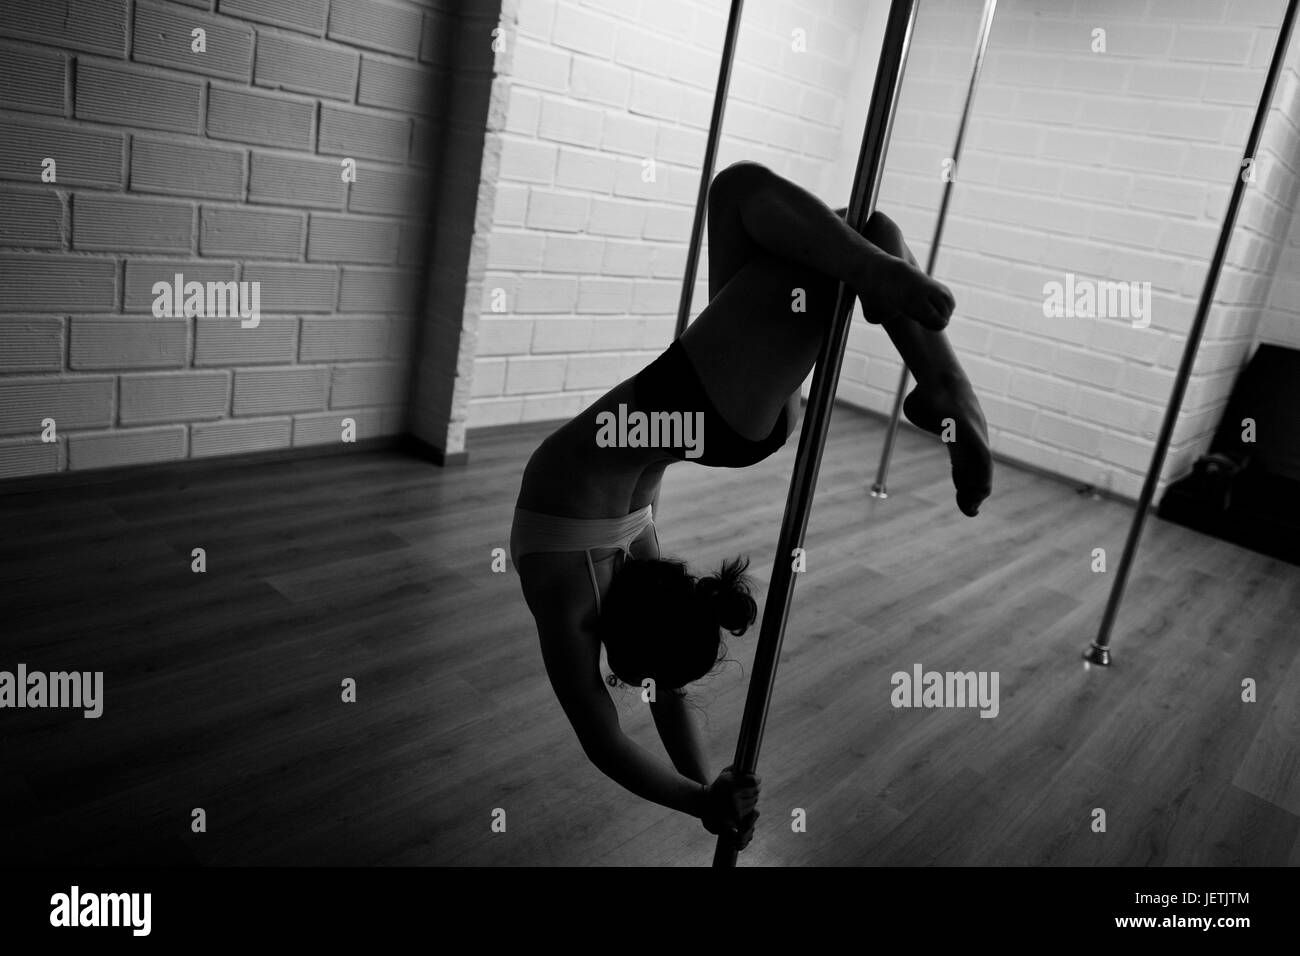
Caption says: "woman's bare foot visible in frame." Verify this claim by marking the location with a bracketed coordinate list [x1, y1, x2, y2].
[864, 256, 955, 331]
[833, 207, 954, 330]
[902, 375, 993, 516]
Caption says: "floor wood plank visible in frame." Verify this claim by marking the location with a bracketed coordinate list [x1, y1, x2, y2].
[2, 407, 1297, 865]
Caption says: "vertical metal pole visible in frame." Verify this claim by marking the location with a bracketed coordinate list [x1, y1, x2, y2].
[655, 0, 743, 519]
[870, 0, 998, 498]
[674, 0, 745, 340]
[1084, 0, 1299, 666]
[712, 0, 919, 868]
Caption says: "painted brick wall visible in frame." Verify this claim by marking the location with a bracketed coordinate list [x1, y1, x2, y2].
[468, 0, 867, 429]
[1178, 25, 1300, 469]
[1259, 190, 1300, 346]
[1255, 35, 1300, 351]
[468, 0, 1297, 503]
[847, 0, 1298, 500]
[0, 0, 461, 478]
[407, 3, 501, 458]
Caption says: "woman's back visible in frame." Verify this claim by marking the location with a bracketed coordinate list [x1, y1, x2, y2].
[515, 378, 667, 519]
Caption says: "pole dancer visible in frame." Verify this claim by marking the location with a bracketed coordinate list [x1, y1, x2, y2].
[510, 0, 991, 859]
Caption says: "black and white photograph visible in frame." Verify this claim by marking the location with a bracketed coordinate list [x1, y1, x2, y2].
[0, 0, 1297, 936]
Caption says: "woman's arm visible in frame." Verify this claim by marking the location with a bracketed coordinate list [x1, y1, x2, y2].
[521, 553, 709, 818]
[649, 690, 711, 786]
[521, 552, 758, 827]
[537, 612, 709, 817]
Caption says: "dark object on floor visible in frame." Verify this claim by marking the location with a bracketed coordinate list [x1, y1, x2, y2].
[1159, 343, 1300, 566]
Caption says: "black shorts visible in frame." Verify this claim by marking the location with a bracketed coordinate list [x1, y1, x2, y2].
[632, 339, 790, 468]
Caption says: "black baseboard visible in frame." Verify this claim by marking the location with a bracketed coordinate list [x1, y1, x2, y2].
[0, 431, 478, 498]
[401, 434, 469, 467]
[0, 436, 408, 497]
[1, 400, 1142, 507]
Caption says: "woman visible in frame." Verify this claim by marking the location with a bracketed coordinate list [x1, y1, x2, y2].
[511, 162, 993, 850]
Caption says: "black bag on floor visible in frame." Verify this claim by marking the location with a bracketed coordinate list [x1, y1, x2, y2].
[1158, 344, 1300, 566]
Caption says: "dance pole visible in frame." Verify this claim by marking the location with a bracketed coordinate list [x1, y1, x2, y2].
[1084, 0, 1298, 667]
[654, 0, 743, 518]
[870, 0, 997, 498]
[674, 0, 745, 339]
[712, 0, 919, 868]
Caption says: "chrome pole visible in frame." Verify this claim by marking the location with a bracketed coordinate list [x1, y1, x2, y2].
[712, 0, 919, 867]
[1085, 0, 1299, 666]
[674, 0, 745, 339]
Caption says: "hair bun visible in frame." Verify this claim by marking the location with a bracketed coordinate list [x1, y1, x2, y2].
[696, 556, 758, 636]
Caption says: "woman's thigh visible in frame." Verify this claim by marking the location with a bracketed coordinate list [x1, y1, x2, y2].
[678, 252, 840, 442]
[703, 162, 765, 300]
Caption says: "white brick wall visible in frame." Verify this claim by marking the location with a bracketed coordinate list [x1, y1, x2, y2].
[466, 0, 1298, 499]
[467, 0, 864, 430]
[7, 0, 1293, 481]
[1171, 24, 1300, 481]
[1257, 39, 1300, 350]
[0, 0, 452, 476]
[404, 2, 499, 458]
[839, 0, 1299, 500]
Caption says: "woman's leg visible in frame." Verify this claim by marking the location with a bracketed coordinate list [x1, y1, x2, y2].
[703, 161, 954, 328]
[705, 163, 968, 393]
[689, 162, 991, 515]
[853, 210, 966, 392]
[682, 161, 949, 439]
[856, 210, 992, 516]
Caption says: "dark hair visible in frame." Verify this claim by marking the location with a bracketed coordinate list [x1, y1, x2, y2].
[597, 555, 758, 692]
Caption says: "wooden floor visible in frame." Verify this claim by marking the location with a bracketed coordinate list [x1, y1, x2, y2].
[2, 406, 1298, 867]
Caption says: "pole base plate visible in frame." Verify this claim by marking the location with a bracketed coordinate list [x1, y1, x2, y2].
[1082, 642, 1112, 667]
